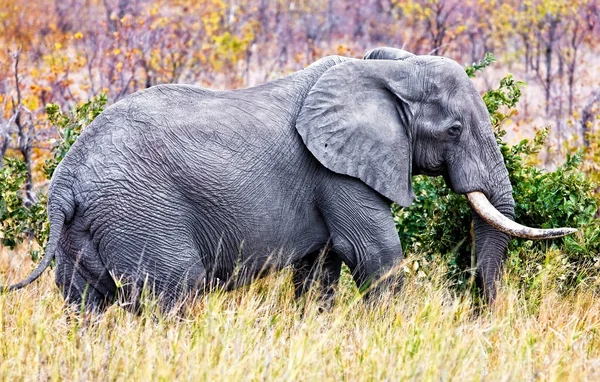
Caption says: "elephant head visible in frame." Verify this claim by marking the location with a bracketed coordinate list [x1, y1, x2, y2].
[297, 47, 575, 302]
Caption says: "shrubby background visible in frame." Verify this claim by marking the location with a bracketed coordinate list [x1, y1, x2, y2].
[2, 0, 600, 183]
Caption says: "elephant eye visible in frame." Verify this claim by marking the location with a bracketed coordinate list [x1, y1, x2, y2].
[448, 123, 462, 138]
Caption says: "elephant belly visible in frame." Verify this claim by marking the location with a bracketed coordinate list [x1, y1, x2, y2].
[188, 192, 330, 287]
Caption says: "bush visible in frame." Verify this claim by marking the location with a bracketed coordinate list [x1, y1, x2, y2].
[44, 93, 108, 179]
[395, 55, 599, 292]
[0, 93, 107, 259]
[0, 158, 48, 255]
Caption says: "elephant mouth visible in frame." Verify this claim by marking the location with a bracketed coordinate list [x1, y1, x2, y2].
[414, 163, 447, 178]
[466, 191, 577, 239]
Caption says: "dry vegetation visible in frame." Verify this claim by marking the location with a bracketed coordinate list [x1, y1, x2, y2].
[2, 251, 600, 380]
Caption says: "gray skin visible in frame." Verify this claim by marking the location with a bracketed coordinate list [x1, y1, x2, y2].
[5, 47, 514, 312]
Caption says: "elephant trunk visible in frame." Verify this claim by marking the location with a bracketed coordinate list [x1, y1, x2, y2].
[469, 180, 515, 303]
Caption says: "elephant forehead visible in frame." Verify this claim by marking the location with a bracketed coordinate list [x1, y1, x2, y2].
[455, 87, 490, 122]
[413, 59, 469, 95]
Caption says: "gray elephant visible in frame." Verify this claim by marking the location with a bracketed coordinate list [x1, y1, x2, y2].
[1, 47, 575, 312]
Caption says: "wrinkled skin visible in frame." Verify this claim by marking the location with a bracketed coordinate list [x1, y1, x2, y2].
[39, 48, 513, 313]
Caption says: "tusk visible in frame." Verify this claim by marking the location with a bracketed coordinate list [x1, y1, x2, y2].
[467, 191, 577, 239]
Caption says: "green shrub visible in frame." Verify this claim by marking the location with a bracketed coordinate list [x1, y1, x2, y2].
[396, 54, 599, 292]
[0, 158, 48, 254]
[0, 93, 107, 258]
[44, 93, 107, 178]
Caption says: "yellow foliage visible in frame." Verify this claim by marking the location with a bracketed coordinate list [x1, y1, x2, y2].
[22, 96, 39, 111]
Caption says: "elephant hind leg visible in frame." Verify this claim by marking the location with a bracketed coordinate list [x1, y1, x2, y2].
[292, 249, 342, 308]
[55, 249, 114, 314]
[155, 258, 208, 315]
[55, 228, 116, 314]
[111, 252, 208, 316]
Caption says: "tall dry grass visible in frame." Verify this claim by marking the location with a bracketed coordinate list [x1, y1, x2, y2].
[1, 251, 600, 381]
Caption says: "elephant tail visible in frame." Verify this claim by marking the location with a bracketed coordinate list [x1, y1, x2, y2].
[0, 204, 67, 293]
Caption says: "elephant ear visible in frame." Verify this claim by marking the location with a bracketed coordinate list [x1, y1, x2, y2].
[296, 59, 415, 207]
[363, 47, 415, 61]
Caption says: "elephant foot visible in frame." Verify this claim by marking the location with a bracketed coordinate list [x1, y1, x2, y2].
[292, 249, 342, 310]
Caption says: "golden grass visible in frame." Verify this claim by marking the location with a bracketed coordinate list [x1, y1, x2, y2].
[1, 251, 600, 381]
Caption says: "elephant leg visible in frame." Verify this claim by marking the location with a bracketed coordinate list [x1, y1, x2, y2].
[55, 248, 113, 314]
[160, 257, 208, 314]
[55, 227, 116, 314]
[105, 234, 207, 316]
[319, 178, 404, 302]
[348, 240, 404, 303]
[292, 249, 342, 308]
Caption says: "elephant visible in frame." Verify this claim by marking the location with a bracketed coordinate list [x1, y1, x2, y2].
[1, 47, 575, 313]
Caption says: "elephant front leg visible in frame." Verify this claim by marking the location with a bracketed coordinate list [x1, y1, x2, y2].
[339, 238, 404, 303]
[292, 249, 342, 308]
[319, 180, 404, 302]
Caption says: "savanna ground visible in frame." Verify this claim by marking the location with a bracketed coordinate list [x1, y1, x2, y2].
[2, 1, 600, 380]
[2, 245, 600, 381]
